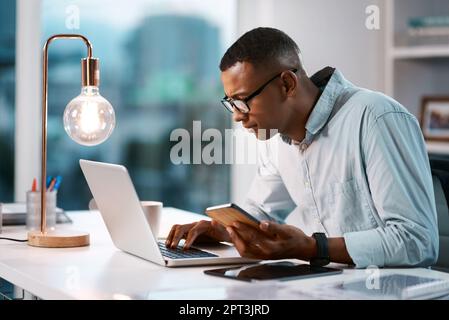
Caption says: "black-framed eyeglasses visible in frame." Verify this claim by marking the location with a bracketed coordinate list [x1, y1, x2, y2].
[221, 68, 297, 114]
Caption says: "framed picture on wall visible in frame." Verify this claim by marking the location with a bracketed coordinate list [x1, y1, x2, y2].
[420, 96, 449, 142]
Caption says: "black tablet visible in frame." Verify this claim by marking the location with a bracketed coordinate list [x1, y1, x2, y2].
[204, 261, 342, 282]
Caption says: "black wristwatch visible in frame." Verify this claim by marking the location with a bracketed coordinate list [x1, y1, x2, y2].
[309, 232, 330, 267]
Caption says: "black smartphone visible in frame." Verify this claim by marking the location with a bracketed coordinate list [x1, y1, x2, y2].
[204, 261, 342, 282]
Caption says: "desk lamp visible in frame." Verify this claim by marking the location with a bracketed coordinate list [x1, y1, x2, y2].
[28, 34, 115, 247]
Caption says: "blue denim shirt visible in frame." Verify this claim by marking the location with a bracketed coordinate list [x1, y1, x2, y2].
[244, 67, 438, 268]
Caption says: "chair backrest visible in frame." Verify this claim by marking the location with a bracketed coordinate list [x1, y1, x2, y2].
[430, 157, 449, 271]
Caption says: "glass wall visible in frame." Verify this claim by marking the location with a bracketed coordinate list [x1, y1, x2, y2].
[41, 0, 235, 212]
[0, 0, 16, 202]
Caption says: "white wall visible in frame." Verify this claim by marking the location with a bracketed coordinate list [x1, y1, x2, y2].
[14, 0, 41, 201]
[232, 0, 386, 204]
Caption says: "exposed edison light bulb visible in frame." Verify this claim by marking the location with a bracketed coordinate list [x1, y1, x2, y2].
[63, 86, 115, 146]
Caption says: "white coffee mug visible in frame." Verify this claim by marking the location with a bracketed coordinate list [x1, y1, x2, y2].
[140, 201, 163, 239]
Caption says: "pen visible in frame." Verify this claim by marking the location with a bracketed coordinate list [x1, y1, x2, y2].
[31, 178, 37, 192]
[53, 176, 62, 191]
[46, 176, 53, 189]
[47, 177, 56, 192]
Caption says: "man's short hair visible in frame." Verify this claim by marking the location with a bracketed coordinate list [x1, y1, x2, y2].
[219, 27, 301, 72]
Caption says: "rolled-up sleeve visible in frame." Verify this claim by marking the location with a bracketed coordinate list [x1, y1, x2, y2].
[344, 111, 439, 268]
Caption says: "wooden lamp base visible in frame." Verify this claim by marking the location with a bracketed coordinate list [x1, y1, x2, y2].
[28, 230, 90, 248]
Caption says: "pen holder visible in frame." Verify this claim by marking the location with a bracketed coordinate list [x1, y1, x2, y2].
[26, 191, 57, 231]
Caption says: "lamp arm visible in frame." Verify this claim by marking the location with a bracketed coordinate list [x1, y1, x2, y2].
[40, 34, 93, 234]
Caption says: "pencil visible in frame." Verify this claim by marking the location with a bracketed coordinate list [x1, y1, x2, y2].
[47, 178, 56, 192]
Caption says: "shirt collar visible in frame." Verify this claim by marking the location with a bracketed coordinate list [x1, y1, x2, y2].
[305, 66, 354, 136]
[280, 67, 354, 145]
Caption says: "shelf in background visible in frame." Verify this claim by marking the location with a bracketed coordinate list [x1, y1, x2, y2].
[392, 45, 449, 59]
[426, 141, 449, 155]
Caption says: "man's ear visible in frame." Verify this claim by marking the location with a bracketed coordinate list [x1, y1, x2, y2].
[281, 70, 298, 97]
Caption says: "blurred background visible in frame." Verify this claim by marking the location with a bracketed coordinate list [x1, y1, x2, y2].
[1, 0, 449, 213]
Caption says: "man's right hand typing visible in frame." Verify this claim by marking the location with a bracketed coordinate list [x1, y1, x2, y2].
[165, 220, 231, 250]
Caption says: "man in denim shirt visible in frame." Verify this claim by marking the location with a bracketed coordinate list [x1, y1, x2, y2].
[166, 27, 438, 268]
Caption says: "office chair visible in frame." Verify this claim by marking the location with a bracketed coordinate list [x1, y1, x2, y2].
[429, 156, 449, 272]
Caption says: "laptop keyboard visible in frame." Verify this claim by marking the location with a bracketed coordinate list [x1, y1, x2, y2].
[158, 241, 218, 259]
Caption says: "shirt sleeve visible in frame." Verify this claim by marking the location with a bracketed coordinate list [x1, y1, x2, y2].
[343, 111, 439, 268]
[242, 137, 296, 223]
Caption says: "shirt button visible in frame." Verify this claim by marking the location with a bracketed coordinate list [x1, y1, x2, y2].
[299, 143, 308, 151]
[304, 181, 310, 188]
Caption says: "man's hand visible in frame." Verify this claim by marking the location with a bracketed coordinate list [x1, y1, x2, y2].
[165, 220, 231, 250]
[226, 221, 317, 261]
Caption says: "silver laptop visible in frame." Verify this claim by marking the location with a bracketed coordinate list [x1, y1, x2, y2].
[79, 159, 257, 267]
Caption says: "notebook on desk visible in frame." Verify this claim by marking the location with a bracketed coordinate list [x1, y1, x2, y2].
[0, 203, 72, 226]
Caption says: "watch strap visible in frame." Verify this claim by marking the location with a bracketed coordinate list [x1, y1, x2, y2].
[310, 232, 329, 266]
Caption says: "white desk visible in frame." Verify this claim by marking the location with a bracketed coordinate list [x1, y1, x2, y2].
[1, 208, 449, 300]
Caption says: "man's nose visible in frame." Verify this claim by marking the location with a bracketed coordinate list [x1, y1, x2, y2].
[232, 109, 247, 122]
